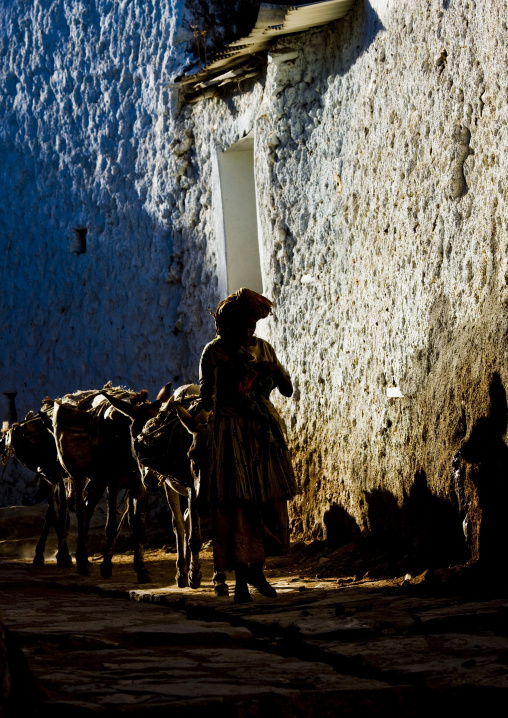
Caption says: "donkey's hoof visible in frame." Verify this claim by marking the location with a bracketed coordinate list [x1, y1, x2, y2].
[33, 554, 45, 567]
[56, 552, 73, 569]
[137, 569, 153, 584]
[77, 564, 90, 577]
[214, 582, 229, 597]
[189, 572, 202, 589]
[177, 573, 189, 588]
[100, 561, 113, 579]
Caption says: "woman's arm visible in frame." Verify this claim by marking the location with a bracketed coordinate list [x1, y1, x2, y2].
[274, 364, 293, 397]
[256, 342, 293, 397]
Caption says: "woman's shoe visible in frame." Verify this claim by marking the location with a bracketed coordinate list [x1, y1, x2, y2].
[247, 563, 277, 598]
[234, 582, 253, 603]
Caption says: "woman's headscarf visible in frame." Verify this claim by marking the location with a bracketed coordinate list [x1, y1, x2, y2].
[211, 287, 272, 336]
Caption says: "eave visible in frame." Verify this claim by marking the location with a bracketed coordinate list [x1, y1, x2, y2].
[174, 0, 356, 103]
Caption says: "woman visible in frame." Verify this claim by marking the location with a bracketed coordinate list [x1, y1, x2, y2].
[200, 287, 298, 603]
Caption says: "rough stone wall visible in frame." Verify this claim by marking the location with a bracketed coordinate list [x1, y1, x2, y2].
[0, 0, 191, 502]
[170, 0, 508, 566]
[0, 0, 189, 417]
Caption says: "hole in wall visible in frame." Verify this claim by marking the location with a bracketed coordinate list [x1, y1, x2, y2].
[71, 227, 87, 255]
[2, 391, 17, 430]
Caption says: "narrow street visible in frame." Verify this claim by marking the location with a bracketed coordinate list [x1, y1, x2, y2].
[1, 506, 507, 716]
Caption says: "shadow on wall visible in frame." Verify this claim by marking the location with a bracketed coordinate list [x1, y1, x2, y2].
[364, 475, 468, 569]
[360, 372, 508, 569]
[457, 371, 508, 567]
[323, 503, 361, 546]
[321, 0, 385, 80]
[1, 148, 184, 420]
[322, 476, 468, 571]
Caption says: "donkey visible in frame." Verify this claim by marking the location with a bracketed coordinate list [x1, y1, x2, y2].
[172, 396, 218, 590]
[102, 384, 208, 590]
[52, 382, 172, 581]
[2, 413, 72, 568]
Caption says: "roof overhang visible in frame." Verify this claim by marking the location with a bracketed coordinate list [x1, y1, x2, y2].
[174, 0, 357, 103]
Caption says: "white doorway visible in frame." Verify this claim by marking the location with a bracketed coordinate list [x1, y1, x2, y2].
[216, 131, 263, 295]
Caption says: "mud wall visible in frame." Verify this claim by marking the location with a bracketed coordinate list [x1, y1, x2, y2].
[0, 0, 189, 419]
[169, 0, 508, 566]
[0, 0, 191, 502]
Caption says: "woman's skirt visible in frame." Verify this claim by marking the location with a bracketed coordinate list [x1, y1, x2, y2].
[207, 409, 297, 505]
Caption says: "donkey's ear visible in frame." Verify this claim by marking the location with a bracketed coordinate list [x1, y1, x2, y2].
[156, 382, 172, 402]
[175, 403, 198, 435]
[100, 393, 138, 420]
[150, 382, 173, 413]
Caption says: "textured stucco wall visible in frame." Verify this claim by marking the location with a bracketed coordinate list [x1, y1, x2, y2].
[0, 0, 190, 413]
[0, 0, 192, 502]
[169, 0, 508, 565]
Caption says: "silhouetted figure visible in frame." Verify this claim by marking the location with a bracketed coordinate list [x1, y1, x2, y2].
[200, 288, 297, 602]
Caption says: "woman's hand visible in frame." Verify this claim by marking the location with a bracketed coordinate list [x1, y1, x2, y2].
[256, 361, 293, 397]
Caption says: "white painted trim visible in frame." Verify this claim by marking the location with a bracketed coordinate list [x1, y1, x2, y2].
[212, 149, 228, 299]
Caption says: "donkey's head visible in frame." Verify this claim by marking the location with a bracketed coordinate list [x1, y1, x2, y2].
[100, 382, 173, 439]
[140, 466, 163, 494]
[175, 403, 209, 484]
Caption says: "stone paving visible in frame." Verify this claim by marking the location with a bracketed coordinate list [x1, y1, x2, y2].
[1, 507, 508, 716]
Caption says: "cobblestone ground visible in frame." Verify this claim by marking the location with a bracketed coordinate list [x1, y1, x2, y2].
[1, 505, 507, 717]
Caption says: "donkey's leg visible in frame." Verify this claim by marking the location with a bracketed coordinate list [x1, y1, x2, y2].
[187, 488, 202, 589]
[55, 477, 73, 568]
[33, 515, 50, 567]
[32, 476, 53, 566]
[183, 506, 191, 578]
[164, 483, 188, 588]
[84, 481, 104, 533]
[100, 487, 118, 579]
[74, 478, 90, 576]
[130, 485, 152, 584]
[79, 480, 104, 573]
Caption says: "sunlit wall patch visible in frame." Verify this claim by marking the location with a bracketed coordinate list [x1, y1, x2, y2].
[386, 386, 404, 398]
